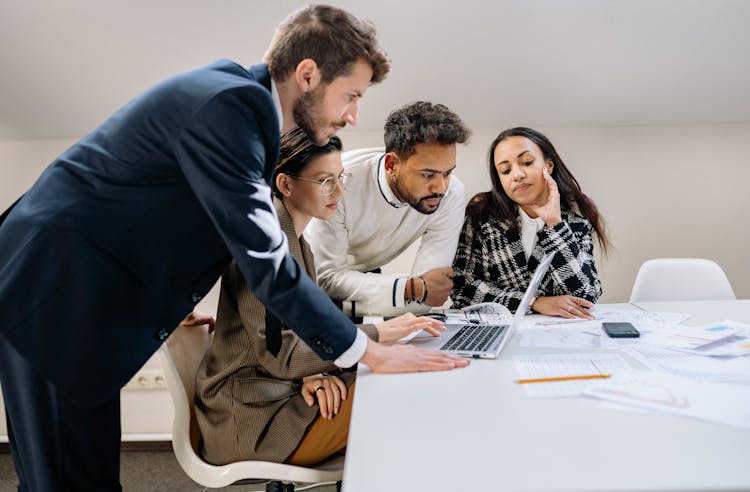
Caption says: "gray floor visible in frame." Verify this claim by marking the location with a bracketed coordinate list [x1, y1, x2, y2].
[0, 451, 338, 492]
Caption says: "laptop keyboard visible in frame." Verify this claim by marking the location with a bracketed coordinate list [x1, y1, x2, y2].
[440, 324, 506, 352]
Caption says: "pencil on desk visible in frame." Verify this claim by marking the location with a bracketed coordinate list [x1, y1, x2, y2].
[515, 373, 611, 384]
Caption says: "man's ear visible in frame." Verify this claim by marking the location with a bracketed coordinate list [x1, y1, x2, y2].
[294, 59, 322, 93]
[383, 152, 400, 174]
[276, 173, 292, 197]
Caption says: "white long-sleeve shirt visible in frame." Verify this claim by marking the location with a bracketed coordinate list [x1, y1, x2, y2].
[306, 148, 466, 316]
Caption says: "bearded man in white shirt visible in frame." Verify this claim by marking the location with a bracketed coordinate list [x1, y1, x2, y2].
[306, 101, 470, 317]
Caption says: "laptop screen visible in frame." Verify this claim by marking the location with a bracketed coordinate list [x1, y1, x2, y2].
[515, 253, 555, 321]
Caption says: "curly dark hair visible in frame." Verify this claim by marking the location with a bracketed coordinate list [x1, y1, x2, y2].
[265, 4, 390, 85]
[383, 101, 471, 159]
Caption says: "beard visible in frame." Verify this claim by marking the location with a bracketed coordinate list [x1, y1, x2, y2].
[392, 175, 444, 215]
[292, 85, 341, 146]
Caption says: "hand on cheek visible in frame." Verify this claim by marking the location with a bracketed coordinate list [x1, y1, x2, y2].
[531, 168, 561, 227]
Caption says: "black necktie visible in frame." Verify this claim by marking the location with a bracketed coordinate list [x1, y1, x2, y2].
[265, 310, 282, 357]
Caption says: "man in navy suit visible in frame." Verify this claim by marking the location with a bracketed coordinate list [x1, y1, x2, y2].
[0, 5, 468, 491]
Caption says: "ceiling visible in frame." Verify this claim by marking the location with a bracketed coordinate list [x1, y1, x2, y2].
[1, 0, 749, 142]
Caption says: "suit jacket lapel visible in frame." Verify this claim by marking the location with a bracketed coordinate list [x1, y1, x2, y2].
[274, 198, 308, 272]
[498, 214, 546, 276]
[246, 63, 281, 186]
[299, 237, 316, 284]
[527, 247, 540, 272]
[273, 197, 317, 289]
[266, 197, 310, 357]
[494, 219, 529, 273]
[268, 198, 338, 356]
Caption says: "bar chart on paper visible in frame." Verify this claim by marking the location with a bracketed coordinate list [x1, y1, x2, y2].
[513, 353, 630, 398]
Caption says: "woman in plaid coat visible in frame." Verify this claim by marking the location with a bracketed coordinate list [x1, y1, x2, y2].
[452, 127, 610, 319]
[195, 129, 445, 466]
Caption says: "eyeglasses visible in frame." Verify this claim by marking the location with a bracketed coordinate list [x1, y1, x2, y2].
[288, 172, 350, 196]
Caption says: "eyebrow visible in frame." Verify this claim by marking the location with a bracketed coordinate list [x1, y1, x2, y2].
[415, 165, 457, 174]
[496, 150, 531, 166]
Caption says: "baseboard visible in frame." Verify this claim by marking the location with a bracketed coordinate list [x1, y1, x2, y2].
[0, 441, 172, 453]
[120, 440, 173, 452]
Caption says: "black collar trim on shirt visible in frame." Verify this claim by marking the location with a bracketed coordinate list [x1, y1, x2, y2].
[376, 154, 407, 209]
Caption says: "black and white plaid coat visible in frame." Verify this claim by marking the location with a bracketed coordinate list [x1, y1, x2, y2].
[451, 209, 602, 312]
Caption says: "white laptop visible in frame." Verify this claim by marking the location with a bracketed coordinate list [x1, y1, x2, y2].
[411, 253, 554, 359]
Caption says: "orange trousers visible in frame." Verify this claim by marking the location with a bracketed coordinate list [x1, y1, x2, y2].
[286, 381, 356, 466]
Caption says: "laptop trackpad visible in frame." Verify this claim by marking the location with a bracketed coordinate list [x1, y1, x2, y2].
[398, 329, 439, 343]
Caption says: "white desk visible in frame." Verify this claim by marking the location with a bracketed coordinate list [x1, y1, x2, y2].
[343, 301, 750, 492]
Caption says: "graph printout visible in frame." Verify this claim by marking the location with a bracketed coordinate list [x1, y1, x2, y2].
[514, 353, 630, 398]
[585, 371, 750, 429]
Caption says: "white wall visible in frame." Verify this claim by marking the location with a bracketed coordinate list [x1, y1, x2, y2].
[2, 123, 749, 438]
[0, 138, 77, 209]
[337, 123, 750, 302]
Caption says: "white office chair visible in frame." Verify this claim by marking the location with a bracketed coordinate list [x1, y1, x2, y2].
[629, 258, 736, 303]
[158, 324, 344, 491]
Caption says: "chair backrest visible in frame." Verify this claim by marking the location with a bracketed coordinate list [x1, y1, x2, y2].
[158, 325, 344, 489]
[629, 258, 736, 303]
[161, 323, 211, 454]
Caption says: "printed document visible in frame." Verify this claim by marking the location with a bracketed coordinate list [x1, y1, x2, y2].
[513, 353, 630, 398]
[585, 371, 750, 430]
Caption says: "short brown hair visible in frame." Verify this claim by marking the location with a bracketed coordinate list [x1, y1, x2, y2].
[264, 4, 390, 85]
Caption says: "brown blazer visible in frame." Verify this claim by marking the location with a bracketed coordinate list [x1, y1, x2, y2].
[194, 198, 378, 465]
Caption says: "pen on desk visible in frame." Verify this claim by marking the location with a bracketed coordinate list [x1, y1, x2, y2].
[515, 373, 611, 384]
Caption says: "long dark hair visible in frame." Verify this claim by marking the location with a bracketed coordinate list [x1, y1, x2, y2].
[467, 127, 610, 253]
[272, 127, 342, 198]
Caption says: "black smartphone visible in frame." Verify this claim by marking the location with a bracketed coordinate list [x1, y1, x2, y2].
[602, 322, 640, 338]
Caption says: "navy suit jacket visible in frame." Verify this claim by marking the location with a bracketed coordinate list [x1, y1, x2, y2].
[0, 60, 357, 406]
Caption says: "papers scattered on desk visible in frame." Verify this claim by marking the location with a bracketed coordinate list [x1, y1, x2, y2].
[519, 308, 692, 349]
[585, 371, 750, 430]
[641, 320, 750, 357]
[513, 353, 630, 398]
[625, 346, 750, 382]
[519, 325, 619, 349]
[699, 333, 750, 357]
[588, 306, 691, 332]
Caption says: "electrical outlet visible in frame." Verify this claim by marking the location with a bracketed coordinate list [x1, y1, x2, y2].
[124, 368, 167, 391]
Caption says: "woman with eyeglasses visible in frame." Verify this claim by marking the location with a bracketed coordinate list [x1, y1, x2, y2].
[193, 127, 445, 466]
[452, 127, 610, 319]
